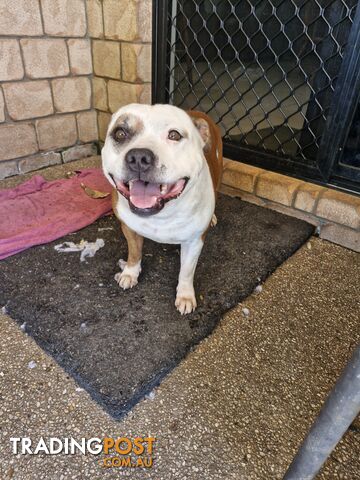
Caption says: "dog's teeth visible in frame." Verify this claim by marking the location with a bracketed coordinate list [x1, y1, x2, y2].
[160, 184, 167, 194]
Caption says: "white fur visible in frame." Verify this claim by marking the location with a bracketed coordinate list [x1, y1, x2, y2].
[102, 104, 216, 314]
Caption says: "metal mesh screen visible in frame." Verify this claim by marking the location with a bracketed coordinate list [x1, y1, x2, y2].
[164, 0, 357, 165]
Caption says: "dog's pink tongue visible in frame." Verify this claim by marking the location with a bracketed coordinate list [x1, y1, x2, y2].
[129, 180, 160, 209]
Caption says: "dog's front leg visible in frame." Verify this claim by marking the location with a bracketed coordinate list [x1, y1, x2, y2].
[115, 222, 143, 289]
[175, 237, 204, 315]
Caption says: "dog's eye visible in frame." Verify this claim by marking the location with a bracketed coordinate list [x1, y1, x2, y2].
[113, 127, 127, 141]
[168, 130, 182, 141]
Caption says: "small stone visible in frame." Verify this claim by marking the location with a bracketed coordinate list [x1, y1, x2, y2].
[254, 285, 263, 293]
[146, 391, 155, 400]
[20, 322, 26, 331]
[242, 307, 250, 317]
[28, 360, 37, 369]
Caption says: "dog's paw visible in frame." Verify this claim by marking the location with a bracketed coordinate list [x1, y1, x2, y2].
[115, 259, 141, 290]
[115, 271, 138, 289]
[210, 213, 217, 227]
[175, 294, 197, 315]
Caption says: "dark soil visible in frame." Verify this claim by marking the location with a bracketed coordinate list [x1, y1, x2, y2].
[0, 195, 313, 418]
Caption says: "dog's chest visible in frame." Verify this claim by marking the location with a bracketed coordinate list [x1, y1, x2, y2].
[115, 196, 213, 244]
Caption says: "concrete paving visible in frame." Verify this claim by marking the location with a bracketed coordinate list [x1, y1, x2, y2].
[0, 159, 359, 479]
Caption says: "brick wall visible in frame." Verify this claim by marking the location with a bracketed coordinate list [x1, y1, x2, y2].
[0, 0, 99, 179]
[87, 0, 152, 142]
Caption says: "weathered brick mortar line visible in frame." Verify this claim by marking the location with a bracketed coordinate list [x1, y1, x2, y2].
[290, 179, 305, 210]
[87, 36, 153, 46]
[37, 0, 46, 34]
[312, 186, 327, 215]
[101, 0, 106, 38]
[0, 73, 93, 85]
[0, 105, 95, 127]
[64, 39, 72, 74]
[91, 75, 151, 85]
[252, 169, 263, 195]
[0, 35, 88, 41]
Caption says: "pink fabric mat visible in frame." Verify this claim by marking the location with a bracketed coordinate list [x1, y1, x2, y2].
[0, 168, 113, 260]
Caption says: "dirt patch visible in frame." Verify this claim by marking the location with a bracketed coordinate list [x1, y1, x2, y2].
[0, 195, 313, 418]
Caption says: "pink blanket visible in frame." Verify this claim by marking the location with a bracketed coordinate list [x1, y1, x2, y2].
[0, 169, 113, 260]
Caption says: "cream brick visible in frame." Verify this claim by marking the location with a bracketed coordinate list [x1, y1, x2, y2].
[98, 111, 111, 141]
[121, 43, 152, 83]
[52, 77, 91, 113]
[0, 89, 4, 123]
[92, 77, 108, 111]
[0, 124, 38, 161]
[139, 83, 151, 104]
[0, 40, 24, 81]
[103, 0, 151, 41]
[67, 39, 92, 75]
[36, 115, 77, 150]
[3, 81, 53, 121]
[103, 0, 137, 40]
[320, 223, 360, 253]
[86, 0, 104, 38]
[93, 40, 120, 79]
[0, 160, 19, 180]
[62, 143, 97, 163]
[256, 172, 303, 206]
[21, 39, 69, 79]
[0, 0, 43, 35]
[294, 182, 326, 213]
[316, 190, 360, 229]
[76, 111, 98, 142]
[137, 0, 152, 42]
[108, 81, 144, 112]
[18, 152, 62, 174]
[222, 160, 264, 193]
[41, 0, 86, 37]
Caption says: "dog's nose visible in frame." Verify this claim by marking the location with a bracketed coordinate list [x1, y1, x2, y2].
[125, 148, 155, 173]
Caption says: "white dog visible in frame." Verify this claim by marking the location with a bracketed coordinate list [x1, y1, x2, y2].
[102, 104, 223, 314]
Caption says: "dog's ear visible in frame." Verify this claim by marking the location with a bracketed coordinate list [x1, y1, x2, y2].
[189, 114, 212, 153]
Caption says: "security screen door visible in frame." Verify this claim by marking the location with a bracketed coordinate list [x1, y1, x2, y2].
[152, 0, 360, 194]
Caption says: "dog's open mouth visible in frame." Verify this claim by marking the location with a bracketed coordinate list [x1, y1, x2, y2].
[112, 177, 189, 215]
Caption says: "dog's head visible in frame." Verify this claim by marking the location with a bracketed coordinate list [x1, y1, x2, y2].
[102, 103, 212, 216]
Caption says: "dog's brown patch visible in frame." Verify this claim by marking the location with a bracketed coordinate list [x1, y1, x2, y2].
[187, 110, 223, 196]
[112, 189, 143, 267]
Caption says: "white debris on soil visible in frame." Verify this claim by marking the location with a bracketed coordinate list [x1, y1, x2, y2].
[28, 360, 37, 369]
[254, 285, 263, 294]
[242, 307, 250, 317]
[75, 387, 84, 392]
[98, 227, 114, 231]
[20, 322, 26, 331]
[118, 258, 127, 270]
[54, 239, 105, 262]
[1, 305, 7, 314]
[146, 391, 156, 400]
